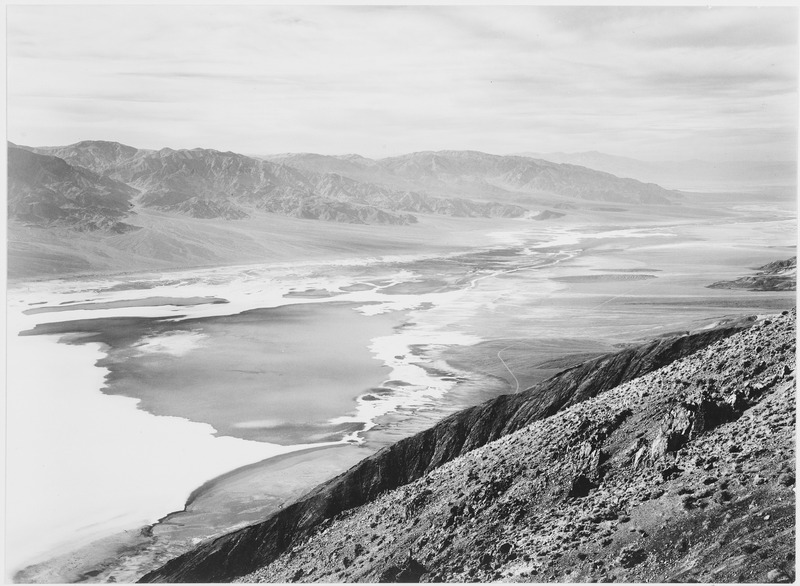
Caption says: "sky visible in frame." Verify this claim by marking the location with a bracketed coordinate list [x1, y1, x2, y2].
[6, 5, 798, 161]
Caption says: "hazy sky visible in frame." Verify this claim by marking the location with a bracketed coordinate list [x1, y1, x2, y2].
[7, 5, 798, 161]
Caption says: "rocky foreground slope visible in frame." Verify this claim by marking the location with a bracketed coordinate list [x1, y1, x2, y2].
[139, 312, 795, 583]
[241, 311, 795, 583]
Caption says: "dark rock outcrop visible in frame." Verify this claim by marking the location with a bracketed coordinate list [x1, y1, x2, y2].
[140, 321, 752, 583]
[708, 257, 796, 291]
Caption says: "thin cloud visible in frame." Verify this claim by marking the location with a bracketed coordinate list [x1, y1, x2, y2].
[6, 5, 797, 162]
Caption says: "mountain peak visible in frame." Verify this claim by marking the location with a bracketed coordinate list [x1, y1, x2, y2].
[71, 139, 137, 149]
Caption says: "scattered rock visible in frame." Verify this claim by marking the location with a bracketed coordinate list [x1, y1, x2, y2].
[378, 565, 403, 583]
[618, 546, 647, 568]
[677, 536, 690, 553]
[766, 569, 792, 583]
[568, 474, 598, 498]
[498, 543, 513, 556]
[395, 558, 427, 583]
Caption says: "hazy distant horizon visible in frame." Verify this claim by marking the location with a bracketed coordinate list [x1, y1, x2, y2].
[7, 5, 798, 163]
[8, 138, 799, 167]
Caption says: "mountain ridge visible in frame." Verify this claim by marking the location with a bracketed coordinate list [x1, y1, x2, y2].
[11, 141, 680, 229]
[7, 145, 139, 232]
[267, 149, 678, 205]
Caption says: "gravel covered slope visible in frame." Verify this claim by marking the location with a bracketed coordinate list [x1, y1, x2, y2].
[141, 323, 749, 583]
[240, 310, 795, 583]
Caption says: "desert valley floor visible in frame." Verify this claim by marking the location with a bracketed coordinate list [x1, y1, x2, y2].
[6, 189, 795, 582]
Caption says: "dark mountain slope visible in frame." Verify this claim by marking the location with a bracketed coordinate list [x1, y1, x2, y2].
[242, 310, 795, 584]
[140, 319, 755, 583]
[709, 256, 796, 292]
[7, 144, 138, 232]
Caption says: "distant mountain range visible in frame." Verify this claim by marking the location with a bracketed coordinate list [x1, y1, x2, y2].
[8, 146, 138, 232]
[520, 151, 797, 191]
[266, 150, 676, 206]
[8, 141, 681, 231]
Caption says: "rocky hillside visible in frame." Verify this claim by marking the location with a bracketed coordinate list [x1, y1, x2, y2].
[7, 144, 138, 232]
[709, 257, 796, 292]
[311, 173, 526, 219]
[10, 141, 681, 228]
[238, 310, 794, 584]
[138, 313, 791, 583]
[32, 139, 149, 175]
